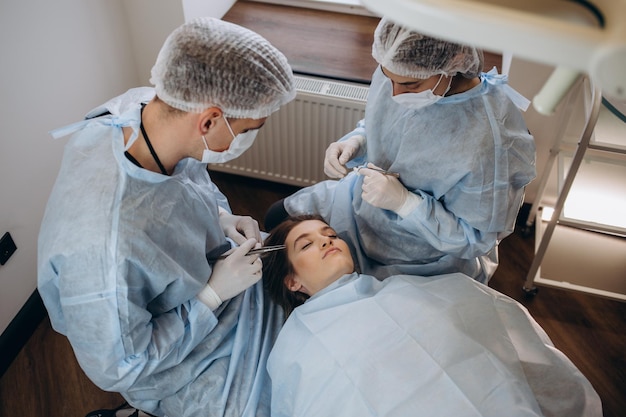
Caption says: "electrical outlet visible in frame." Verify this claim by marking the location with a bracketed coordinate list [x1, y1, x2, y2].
[0, 232, 17, 265]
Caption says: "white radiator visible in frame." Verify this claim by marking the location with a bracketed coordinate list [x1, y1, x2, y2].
[208, 75, 369, 186]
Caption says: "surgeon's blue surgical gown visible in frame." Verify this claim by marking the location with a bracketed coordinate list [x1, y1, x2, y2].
[285, 67, 536, 283]
[37, 88, 283, 417]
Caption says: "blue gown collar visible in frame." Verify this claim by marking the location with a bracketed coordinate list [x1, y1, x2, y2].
[481, 66, 531, 111]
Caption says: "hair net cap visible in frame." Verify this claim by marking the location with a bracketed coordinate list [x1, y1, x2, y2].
[150, 17, 296, 118]
[372, 17, 484, 79]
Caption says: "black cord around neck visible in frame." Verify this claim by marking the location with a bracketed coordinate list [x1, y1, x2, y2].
[139, 104, 168, 175]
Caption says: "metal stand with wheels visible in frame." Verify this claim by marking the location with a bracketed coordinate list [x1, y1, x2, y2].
[522, 83, 603, 296]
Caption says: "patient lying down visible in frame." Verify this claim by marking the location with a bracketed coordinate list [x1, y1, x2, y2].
[262, 215, 601, 417]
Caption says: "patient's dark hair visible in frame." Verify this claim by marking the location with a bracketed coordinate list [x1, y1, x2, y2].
[263, 214, 325, 317]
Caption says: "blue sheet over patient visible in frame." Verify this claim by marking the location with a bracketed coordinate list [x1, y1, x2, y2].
[268, 273, 601, 417]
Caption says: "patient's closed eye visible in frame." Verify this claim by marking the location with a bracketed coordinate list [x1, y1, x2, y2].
[298, 235, 336, 251]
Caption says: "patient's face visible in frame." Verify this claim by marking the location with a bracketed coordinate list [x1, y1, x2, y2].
[284, 219, 354, 296]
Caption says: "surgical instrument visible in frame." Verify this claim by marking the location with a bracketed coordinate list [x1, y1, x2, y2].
[214, 245, 286, 260]
[354, 165, 400, 178]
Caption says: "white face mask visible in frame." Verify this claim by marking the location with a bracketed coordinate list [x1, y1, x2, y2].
[201, 116, 258, 164]
[391, 74, 452, 110]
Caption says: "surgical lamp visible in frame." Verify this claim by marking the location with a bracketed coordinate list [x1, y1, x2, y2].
[359, 0, 625, 115]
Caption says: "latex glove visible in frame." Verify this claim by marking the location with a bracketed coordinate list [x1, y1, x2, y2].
[324, 135, 366, 178]
[206, 238, 262, 303]
[358, 163, 422, 217]
[218, 211, 262, 246]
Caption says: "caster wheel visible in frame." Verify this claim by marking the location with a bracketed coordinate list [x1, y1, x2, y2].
[520, 225, 534, 238]
[523, 286, 538, 297]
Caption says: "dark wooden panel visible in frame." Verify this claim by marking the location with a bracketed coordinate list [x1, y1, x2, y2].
[224, 1, 380, 84]
[224, 1, 502, 85]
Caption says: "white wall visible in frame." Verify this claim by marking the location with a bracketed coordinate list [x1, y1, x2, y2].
[122, 0, 186, 86]
[0, 0, 184, 335]
[182, 0, 237, 21]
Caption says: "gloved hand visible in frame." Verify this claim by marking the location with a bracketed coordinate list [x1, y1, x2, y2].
[324, 135, 366, 178]
[207, 238, 262, 303]
[358, 163, 422, 217]
[218, 211, 262, 246]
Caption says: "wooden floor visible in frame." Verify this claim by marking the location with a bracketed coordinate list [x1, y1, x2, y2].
[1, 171, 624, 416]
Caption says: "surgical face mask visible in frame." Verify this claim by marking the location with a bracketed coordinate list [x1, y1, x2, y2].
[391, 74, 452, 110]
[201, 116, 258, 164]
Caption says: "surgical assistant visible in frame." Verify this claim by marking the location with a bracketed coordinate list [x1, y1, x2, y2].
[37, 18, 295, 417]
[274, 17, 536, 283]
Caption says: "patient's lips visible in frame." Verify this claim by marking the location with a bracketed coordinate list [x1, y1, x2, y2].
[323, 247, 341, 259]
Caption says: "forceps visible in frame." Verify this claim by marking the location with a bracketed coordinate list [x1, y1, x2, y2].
[214, 245, 286, 261]
[354, 165, 400, 178]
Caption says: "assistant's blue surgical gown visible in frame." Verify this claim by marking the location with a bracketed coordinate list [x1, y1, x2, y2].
[268, 273, 601, 417]
[37, 88, 283, 417]
[285, 67, 536, 283]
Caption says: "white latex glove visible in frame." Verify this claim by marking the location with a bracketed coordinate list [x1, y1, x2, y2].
[324, 135, 366, 178]
[218, 211, 262, 246]
[206, 238, 262, 303]
[358, 163, 422, 217]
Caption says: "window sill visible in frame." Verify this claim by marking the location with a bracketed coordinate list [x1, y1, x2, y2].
[246, 0, 378, 17]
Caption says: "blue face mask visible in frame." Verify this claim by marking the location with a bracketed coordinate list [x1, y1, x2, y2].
[391, 74, 452, 110]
